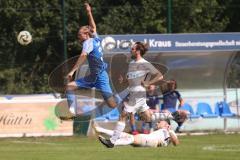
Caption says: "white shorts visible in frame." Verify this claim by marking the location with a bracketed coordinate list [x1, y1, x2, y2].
[123, 86, 149, 114]
[134, 134, 159, 148]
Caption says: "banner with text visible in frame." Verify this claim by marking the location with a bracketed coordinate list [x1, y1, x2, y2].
[100, 33, 240, 53]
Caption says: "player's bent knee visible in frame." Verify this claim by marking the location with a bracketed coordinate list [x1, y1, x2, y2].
[144, 116, 152, 123]
[173, 111, 187, 123]
[66, 82, 78, 91]
[140, 113, 151, 122]
[143, 111, 152, 122]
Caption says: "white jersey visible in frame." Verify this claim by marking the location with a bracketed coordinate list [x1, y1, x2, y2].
[124, 58, 159, 113]
[136, 128, 171, 147]
[127, 58, 159, 87]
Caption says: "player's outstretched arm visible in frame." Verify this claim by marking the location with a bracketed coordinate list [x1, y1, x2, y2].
[67, 54, 87, 81]
[169, 130, 180, 146]
[85, 3, 96, 33]
[178, 97, 184, 107]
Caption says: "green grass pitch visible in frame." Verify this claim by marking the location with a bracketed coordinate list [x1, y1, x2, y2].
[0, 134, 239, 160]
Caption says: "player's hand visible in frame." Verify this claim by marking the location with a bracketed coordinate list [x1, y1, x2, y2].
[66, 72, 74, 81]
[167, 126, 172, 131]
[84, 2, 91, 13]
[118, 74, 124, 84]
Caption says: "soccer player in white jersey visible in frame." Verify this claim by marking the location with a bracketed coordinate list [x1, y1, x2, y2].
[96, 120, 179, 148]
[64, 3, 117, 119]
[109, 42, 169, 146]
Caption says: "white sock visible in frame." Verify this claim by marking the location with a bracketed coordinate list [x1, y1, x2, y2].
[69, 106, 76, 115]
[95, 126, 114, 136]
[114, 134, 134, 146]
[110, 121, 126, 144]
[151, 112, 173, 121]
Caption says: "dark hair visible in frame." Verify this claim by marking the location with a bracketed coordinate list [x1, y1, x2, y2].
[135, 41, 149, 56]
[170, 79, 177, 89]
[165, 119, 171, 125]
[167, 79, 177, 91]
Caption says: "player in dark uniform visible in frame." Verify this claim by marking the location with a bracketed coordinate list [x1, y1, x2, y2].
[162, 79, 188, 133]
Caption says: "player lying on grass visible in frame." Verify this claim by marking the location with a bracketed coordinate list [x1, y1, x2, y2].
[94, 120, 179, 148]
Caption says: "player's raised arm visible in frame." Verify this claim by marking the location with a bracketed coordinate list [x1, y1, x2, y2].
[85, 3, 96, 33]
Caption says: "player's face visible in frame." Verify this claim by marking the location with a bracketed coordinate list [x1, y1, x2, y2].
[78, 29, 89, 42]
[168, 81, 176, 91]
[148, 85, 155, 92]
[131, 45, 137, 59]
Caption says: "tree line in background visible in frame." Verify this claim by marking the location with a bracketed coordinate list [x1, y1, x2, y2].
[0, 0, 240, 94]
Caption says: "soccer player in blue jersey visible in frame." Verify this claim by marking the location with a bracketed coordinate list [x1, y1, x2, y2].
[65, 3, 117, 118]
[162, 80, 184, 112]
[162, 79, 188, 132]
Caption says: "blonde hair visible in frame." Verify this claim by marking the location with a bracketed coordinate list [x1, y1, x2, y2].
[79, 25, 94, 38]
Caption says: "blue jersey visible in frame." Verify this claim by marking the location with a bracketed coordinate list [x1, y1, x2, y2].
[147, 93, 159, 110]
[162, 90, 181, 111]
[66, 34, 113, 113]
[82, 33, 107, 75]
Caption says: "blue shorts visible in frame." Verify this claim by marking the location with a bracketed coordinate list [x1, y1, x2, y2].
[75, 70, 113, 100]
[163, 107, 176, 113]
[161, 104, 176, 113]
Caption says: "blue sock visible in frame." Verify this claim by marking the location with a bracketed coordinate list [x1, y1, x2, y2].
[149, 122, 153, 129]
[131, 124, 137, 132]
[142, 122, 147, 131]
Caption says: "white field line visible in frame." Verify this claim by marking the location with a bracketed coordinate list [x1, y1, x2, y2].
[203, 144, 240, 152]
[177, 131, 240, 136]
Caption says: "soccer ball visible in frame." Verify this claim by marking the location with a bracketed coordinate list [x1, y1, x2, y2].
[101, 36, 116, 51]
[17, 31, 32, 45]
